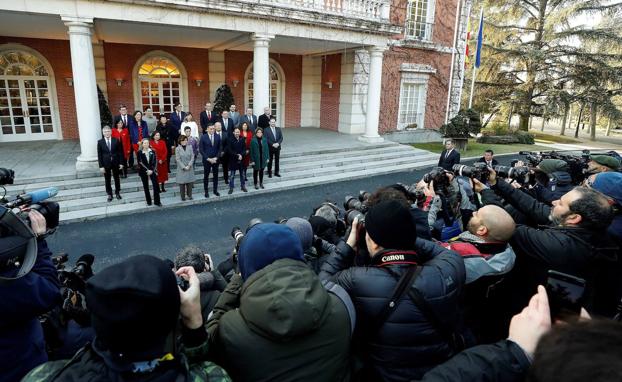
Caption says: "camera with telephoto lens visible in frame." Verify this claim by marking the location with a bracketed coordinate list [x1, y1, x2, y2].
[231, 218, 264, 253]
[343, 190, 371, 214]
[494, 165, 531, 184]
[452, 163, 491, 183]
[422, 167, 451, 195]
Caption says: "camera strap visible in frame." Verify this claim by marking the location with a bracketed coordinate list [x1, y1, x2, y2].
[368, 265, 423, 337]
[383, 266, 466, 355]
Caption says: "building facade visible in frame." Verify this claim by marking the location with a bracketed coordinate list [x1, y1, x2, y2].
[0, 0, 468, 170]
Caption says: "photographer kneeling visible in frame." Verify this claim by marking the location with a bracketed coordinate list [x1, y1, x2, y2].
[320, 200, 466, 381]
[473, 170, 618, 318]
[0, 208, 61, 381]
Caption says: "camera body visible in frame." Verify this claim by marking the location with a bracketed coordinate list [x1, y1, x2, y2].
[422, 167, 451, 195]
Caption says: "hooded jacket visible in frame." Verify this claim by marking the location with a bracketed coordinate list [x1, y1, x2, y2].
[207, 259, 351, 382]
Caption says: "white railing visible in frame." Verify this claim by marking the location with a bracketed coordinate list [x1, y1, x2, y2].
[246, 0, 391, 21]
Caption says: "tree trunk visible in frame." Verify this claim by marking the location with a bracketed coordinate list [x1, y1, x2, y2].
[567, 105, 574, 134]
[590, 102, 598, 141]
[606, 118, 612, 136]
[574, 103, 585, 138]
[540, 115, 546, 131]
[560, 102, 569, 136]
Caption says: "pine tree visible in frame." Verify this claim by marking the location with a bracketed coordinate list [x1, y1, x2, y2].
[213, 84, 235, 116]
[97, 85, 113, 129]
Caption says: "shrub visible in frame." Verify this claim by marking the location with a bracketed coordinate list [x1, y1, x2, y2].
[516, 131, 535, 144]
[440, 108, 482, 138]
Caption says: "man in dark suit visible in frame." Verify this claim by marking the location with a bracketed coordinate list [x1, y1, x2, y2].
[113, 105, 133, 167]
[476, 149, 499, 168]
[199, 102, 217, 134]
[265, 116, 283, 177]
[199, 124, 221, 197]
[97, 126, 124, 202]
[219, 110, 234, 137]
[239, 107, 257, 133]
[438, 139, 461, 171]
[257, 106, 272, 130]
[169, 102, 185, 142]
[214, 122, 229, 185]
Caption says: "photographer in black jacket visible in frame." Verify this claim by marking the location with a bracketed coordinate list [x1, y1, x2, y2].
[473, 170, 618, 319]
[0, 208, 61, 381]
[320, 200, 466, 382]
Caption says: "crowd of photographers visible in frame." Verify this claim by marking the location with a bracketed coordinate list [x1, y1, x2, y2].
[1, 147, 622, 382]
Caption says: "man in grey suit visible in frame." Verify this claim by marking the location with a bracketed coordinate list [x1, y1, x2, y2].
[239, 107, 257, 132]
[265, 116, 283, 178]
[229, 104, 241, 127]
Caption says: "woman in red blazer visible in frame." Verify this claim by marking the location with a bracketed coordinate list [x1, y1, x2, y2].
[240, 121, 253, 182]
[150, 131, 169, 192]
[111, 119, 131, 178]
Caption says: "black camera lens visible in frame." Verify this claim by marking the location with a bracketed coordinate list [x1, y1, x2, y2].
[358, 191, 371, 202]
[344, 196, 361, 211]
[0, 168, 15, 185]
[176, 275, 189, 291]
[345, 209, 364, 226]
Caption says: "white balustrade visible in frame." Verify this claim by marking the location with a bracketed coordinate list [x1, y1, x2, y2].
[237, 0, 390, 21]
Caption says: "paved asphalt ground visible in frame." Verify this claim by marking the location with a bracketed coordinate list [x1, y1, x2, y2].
[47, 154, 521, 271]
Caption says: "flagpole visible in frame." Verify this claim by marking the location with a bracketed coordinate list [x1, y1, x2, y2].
[445, 0, 463, 124]
[468, 8, 484, 109]
[468, 64, 477, 109]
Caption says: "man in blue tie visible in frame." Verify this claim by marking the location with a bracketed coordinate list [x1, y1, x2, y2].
[199, 124, 221, 197]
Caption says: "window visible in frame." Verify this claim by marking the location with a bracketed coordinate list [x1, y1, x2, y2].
[0, 51, 49, 76]
[405, 0, 435, 40]
[246, 64, 280, 118]
[397, 71, 429, 130]
[138, 56, 183, 115]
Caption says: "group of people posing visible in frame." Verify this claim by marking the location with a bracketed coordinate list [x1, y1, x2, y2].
[96, 102, 284, 205]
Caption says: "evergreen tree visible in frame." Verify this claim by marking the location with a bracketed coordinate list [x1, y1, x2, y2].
[98, 85, 113, 129]
[213, 84, 235, 116]
[470, 0, 622, 131]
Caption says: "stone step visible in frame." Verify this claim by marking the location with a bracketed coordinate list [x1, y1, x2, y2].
[5, 146, 427, 194]
[6, 145, 420, 195]
[10, 141, 401, 186]
[51, 152, 437, 203]
[58, 158, 440, 223]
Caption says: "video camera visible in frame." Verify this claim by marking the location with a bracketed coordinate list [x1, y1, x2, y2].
[1, 168, 60, 281]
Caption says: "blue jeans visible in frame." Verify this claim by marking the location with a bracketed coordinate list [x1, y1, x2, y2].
[229, 168, 245, 189]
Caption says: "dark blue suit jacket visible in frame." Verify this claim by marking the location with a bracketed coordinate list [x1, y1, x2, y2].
[200, 133, 221, 162]
[438, 149, 461, 171]
[239, 114, 258, 132]
[265, 126, 283, 148]
[170, 111, 186, 134]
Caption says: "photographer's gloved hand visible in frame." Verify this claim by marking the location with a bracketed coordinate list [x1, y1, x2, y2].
[508, 285, 551, 359]
[176, 266, 202, 329]
[28, 209, 47, 237]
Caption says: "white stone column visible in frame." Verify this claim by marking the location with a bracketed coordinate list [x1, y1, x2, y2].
[63, 16, 101, 172]
[251, 33, 274, 117]
[359, 46, 386, 143]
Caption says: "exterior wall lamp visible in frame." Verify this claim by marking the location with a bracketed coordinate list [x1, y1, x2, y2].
[115, 78, 124, 87]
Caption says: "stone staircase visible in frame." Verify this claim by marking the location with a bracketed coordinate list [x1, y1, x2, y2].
[4, 142, 438, 223]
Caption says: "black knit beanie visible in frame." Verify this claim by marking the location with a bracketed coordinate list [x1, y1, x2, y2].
[86, 255, 180, 357]
[365, 200, 417, 250]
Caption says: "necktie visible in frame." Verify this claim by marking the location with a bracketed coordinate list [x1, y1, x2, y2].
[210, 135, 214, 146]
[178, 112, 181, 120]
[122, 115, 126, 126]
[107, 139, 111, 151]
[446, 150, 450, 159]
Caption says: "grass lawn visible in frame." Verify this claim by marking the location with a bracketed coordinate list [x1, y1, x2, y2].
[530, 131, 582, 144]
[412, 141, 551, 158]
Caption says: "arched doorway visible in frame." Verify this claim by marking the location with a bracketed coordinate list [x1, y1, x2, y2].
[0, 48, 59, 142]
[245, 61, 285, 126]
[134, 53, 188, 116]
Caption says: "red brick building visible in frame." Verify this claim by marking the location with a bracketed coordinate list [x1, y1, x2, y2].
[0, 0, 469, 170]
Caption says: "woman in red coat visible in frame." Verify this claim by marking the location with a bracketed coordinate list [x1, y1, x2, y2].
[111, 119, 131, 178]
[240, 121, 253, 182]
[150, 131, 169, 192]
